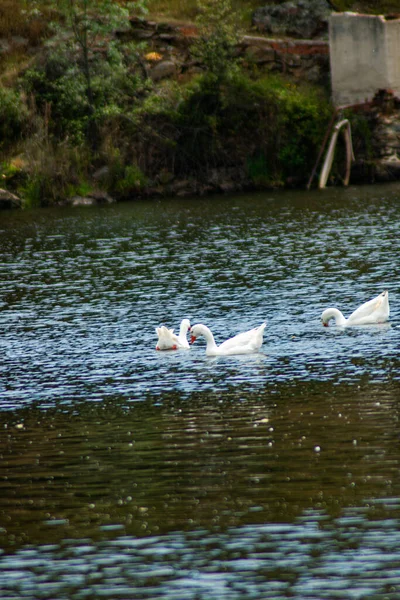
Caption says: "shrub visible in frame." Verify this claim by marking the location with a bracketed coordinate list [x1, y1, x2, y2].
[0, 86, 28, 149]
[20, 174, 43, 209]
[0, 157, 28, 191]
[192, 0, 241, 86]
[22, 41, 147, 144]
[273, 82, 332, 181]
[17, 120, 92, 206]
[115, 164, 148, 196]
[149, 71, 332, 186]
[22, 0, 148, 144]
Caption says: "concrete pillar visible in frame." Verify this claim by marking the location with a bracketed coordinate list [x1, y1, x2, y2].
[330, 12, 400, 107]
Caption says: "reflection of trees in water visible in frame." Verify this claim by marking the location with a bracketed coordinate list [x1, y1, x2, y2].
[1, 380, 399, 551]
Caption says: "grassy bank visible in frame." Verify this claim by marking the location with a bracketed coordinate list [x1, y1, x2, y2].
[0, 0, 388, 207]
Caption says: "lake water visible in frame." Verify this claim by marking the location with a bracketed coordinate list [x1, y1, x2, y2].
[0, 184, 400, 599]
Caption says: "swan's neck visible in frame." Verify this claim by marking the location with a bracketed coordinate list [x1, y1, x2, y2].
[200, 326, 219, 352]
[179, 321, 188, 339]
[322, 308, 347, 326]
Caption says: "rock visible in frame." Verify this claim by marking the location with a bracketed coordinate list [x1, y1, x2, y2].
[252, 0, 332, 39]
[374, 156, 400, 182]
[305, 63, 324, 83]
[0, 36, 29, 56]
[244, 45, 276, 65]
[11, 36, 29, 49]
[92, 166, 110, 182]
[0, 38, 11, 54]
[218, 180, 237, 193]
[167, 179, 195, 196]
[149, 60, 177, 81]
[0, 189, 21, 210]
[70, 196, 96, 207]
[68, 191, 115, 206]
[157, 169, 174, 185]
[132, 30, 154, 40]
[87, 190, 115, 203]
[351, 160, 376, 184]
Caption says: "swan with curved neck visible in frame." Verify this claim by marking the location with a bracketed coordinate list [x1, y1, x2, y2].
[156, 319, 191, 350]
[190, 322, 266, 356]
[321, 291, 389, 327]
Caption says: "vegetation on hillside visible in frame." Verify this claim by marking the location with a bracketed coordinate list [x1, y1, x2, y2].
[149, 0, 400, 22]
[0, 0, 387, 207]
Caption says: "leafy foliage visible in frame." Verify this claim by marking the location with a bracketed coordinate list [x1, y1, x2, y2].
[115, 164, 148, 195]
[192, 0, 241, 86]
[160, 73, 331, 186]
[0, 86, 29, 149]
[23, 41, 146, 143]
[22, 0, 148, 144]
[1, 0, 336, 206]
[273, 82, 331, 180]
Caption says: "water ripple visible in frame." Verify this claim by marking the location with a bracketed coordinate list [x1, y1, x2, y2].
[1, 186, 400, 409]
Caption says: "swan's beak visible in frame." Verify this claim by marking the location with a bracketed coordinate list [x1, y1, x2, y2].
[190, 335, 197, 344]
[323, 322, 328, 327]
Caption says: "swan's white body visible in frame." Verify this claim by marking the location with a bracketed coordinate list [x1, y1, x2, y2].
[156, 319, 191, 350]
[190, 322, 266, 356]
[321, 291, 390, 327]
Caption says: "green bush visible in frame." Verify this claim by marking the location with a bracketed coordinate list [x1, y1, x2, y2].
[165, 72, 331, 186]
[20, 174, 43, 209]
[22, 41, 146, 144]
[0, 86, 28, 148]
[273, 83, 331, 181]
[172, 82, 223, 174]
[192, 0, 241, 86]
[20, 0, 148, 145]
[0, 158, 29, 192]
[115, 164, 148, 196]
[65, 180, 93, 198]
[246, 152, 272, 187]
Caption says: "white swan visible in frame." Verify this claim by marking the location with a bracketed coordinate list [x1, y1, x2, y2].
[190, 322, 266, 356]
[321, 290, 390, 327]
[156, 319, 191, 350]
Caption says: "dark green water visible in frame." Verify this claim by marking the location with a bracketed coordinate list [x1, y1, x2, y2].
[0, 185, 399, 598]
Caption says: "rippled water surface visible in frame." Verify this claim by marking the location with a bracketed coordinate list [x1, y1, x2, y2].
[1, 184, 400, 598]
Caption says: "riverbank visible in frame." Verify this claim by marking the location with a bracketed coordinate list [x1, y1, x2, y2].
[1, 2, 400, 209]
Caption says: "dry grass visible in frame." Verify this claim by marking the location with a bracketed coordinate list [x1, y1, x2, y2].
[334, 1, 400, 13]
[0, 0, 50, 42]
[0, 53, 34, 87]
[0, 0, 52, 80]
[0, 0, 26, 37]
[147, 0, 262, 28]
[147, 0, 400, 31]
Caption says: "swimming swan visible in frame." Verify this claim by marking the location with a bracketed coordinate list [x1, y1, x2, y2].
[190, 322, 266, 356]
[156, 319, 191, 350]
[321, 290, 389, 327]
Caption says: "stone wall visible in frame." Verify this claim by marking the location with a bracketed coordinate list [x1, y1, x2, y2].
[351, 91, 400, 184]
[127, 17, 330, 88]
[239, 36, 329, 85]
